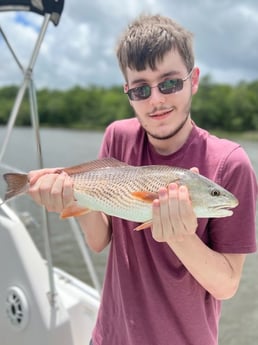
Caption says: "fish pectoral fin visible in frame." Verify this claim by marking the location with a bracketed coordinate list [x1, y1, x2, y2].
[134, 220, 152, 231]
[60, 205, 92, 219]
[131, 191, 158, 203]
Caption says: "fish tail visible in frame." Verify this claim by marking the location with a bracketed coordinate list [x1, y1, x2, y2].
[3, 173, 29, 202]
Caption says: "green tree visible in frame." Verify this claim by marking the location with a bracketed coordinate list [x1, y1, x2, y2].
[1, 76, 257, 132]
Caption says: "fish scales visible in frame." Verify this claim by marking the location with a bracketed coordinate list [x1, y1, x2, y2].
[71, 167, 154, 220]
[68, 165, 226, 222]
[2, 158, 239, 226]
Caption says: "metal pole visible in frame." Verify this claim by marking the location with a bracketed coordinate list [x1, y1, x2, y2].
[28, 14, 58, 306]
[0, 26, 24, 72]
[0, 14, 52, 162]
[28, 78, 57, 306]
[1, 13, 58, 305]
[69, 217, 102, 295]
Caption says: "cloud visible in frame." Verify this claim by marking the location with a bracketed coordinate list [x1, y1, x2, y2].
[0, 0, 257, 89]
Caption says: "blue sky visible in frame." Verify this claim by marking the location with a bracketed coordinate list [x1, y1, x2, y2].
[0, 0, 258, 89]
[14, 13, 40, 31]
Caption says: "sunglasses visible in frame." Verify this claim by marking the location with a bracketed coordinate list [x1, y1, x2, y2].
[126, 69, 194, 101]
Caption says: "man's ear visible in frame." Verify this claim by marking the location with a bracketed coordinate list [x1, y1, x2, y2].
[191, 67, 200, 95]
[124, 84, 133, 106]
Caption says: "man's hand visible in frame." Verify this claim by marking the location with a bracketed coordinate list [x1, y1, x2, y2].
[28, 169, 75, 213]
[151, 167, 199, 243]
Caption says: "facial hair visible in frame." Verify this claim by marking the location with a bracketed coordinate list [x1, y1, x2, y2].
[135, 98, 192, 141]
[145, 111, 190, 141]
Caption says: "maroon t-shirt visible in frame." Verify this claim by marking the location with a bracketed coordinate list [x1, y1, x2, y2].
[92, 118, 257, 345]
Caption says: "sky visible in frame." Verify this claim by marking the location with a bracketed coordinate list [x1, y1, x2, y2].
[0, 0, 258, 90]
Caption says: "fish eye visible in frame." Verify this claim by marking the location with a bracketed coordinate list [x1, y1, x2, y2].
[211, 188, 221, 197]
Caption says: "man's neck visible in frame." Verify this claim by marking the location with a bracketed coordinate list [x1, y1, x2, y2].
[148, 118, 193, 156]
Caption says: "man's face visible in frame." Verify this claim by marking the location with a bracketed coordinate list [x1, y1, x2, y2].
[124, 49, 200, 142]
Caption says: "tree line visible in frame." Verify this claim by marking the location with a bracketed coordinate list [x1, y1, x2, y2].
[0, 75, 257, 132]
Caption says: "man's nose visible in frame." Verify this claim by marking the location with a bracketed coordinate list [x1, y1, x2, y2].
[149, 86, 166, 106]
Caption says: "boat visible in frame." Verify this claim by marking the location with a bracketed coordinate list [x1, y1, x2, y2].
[0, 2, 100, 344]
[0, 201, 100, 345]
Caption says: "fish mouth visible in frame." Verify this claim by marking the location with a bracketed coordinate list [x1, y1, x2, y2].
[210, 205, 237, 217]
[215, 209, 233, 217]
[195, 204, 236, 218]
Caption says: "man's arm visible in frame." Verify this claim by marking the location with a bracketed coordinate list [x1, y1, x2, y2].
[151, 182, 246, 300]
[168, 235, 246, 300]
[77, 211, 112, 252]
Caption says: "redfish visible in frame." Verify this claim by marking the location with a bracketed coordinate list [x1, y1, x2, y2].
[2, 158, 238, 230]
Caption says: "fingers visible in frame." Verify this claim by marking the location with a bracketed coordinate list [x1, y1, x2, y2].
[28, 168, 61, 185]
[190, 167, 199, 174]
[167, 184, 186, 240]
[152, 189, 168, 242]
[152, 183, 197, 243]
[28, 172, 74, 213]
[177, 185, 198, 234]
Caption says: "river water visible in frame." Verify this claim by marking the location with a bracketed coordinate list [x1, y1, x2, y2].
[0, 127, 257, 345]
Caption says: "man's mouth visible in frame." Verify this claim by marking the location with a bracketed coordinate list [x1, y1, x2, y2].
[149, 108, 174, 119]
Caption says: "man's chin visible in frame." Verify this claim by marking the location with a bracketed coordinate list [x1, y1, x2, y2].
[145, 114, 190, 141]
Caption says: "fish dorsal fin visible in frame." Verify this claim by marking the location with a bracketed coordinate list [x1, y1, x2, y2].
[61, 158, 128, 175]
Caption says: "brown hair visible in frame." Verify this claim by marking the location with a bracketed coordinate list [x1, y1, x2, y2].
[116, 14, 194, 80]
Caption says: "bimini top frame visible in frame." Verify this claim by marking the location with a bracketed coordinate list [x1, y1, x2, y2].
[0, 0, 64, 25]
[0, 0, 65, 306]
[0, 0, 102, 300]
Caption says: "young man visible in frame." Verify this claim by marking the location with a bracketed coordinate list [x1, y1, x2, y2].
[28, 15, 257, 345]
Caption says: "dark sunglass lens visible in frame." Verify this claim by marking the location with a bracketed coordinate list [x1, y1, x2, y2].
[159, 79, 184, 94]
[128, 85, 151, 100]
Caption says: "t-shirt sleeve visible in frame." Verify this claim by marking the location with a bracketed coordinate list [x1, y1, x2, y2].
[208, 146, 257, 253]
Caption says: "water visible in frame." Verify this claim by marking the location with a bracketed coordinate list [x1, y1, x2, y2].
[0, 127, 257, 345]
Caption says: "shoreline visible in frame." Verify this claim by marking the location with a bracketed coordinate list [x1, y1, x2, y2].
[1, 125, 258, 141]
[211, 130, 258, 142]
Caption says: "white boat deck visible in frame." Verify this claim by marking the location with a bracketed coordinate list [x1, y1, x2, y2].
[0, 204, 100, 345]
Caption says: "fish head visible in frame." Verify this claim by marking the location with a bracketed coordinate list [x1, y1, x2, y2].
[180, 172, 239, 218]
